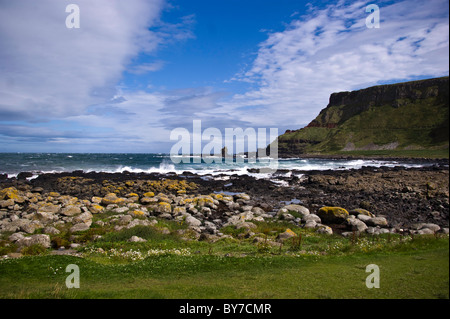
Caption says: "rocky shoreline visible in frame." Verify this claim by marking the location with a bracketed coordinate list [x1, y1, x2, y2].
[1, 162, 449, 255]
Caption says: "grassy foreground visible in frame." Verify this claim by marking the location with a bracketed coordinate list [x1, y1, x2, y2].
[0, 221, 448, 299]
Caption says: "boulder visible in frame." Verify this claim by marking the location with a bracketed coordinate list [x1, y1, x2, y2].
[70, 223, 90, 232]
[235, 193, 251, 201]
[0, 199, 15, 208]
[73, 211, 93, 226]
[60, 205, 82, 216]
[185, 215, 202, 227]
[128, 236, 147, 242]
[417, 228, 434, 235]
[38, 203, 61, 214]
[347, 218, 368, 232]
[304, 220, 317, 229]
[303, 214, 321, 223]
[17, 234, 51, 249]
[278, 204, 310, 219]
[8, 232, 25, 242]
[357, 214, 372, 223]
[366, 217, 388, 227]
[35, 211, 58, 223]
[412, 223, 441, 233]
[140, 197, 158, 205]
[317, 207, 349, 224]
[43, 226, 60, 235]
[277, 228, 297, 240]
[316, 225, 333, 235]
[0, 187, 25, 203]
[101, 193, 126, 206]
[21, 221, 41, 234]
[349, 208, 375, 218]
[155, 202, 172, 214]
[89, 204, 105, 214]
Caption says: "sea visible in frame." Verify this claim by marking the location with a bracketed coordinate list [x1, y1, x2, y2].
[0, 153, 438, 181]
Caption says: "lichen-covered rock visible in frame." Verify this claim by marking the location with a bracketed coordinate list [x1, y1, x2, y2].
[37, 202, 61, 214]
[89, 204, 105, 214]
[277, 228, 297, 240]
[0, 187, 25, 203]
[349, 208, 375, 218]
[140, 197, 158, 204]
[101, 193, 126, 206]
[317, 206, 349, 224]
[60, 205, 82, 216]
[155, 202, 172, 214]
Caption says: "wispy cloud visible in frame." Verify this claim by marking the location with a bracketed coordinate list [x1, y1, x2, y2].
[227, 0, 449, 128]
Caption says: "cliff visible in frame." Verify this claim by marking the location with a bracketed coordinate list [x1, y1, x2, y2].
[276, 76, 449, 158]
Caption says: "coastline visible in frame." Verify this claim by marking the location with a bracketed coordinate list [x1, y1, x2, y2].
[1, 161, 448, 231]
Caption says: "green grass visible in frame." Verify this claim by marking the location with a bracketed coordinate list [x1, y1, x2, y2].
[0, 244, 448, 299]
[1, 221, 448, 299]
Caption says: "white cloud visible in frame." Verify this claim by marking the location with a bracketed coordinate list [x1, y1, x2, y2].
[0, 0, 166, 122]
[227, 0, 449, 129]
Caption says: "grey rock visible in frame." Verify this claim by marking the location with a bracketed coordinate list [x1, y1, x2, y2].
[278, 204, 310, 218]
[128, 236, 147, 242]
[8, 232, 25, 242]
[367, 217, 388, 227]
[43, 226, 60, 235]
[304, 220, 317, 229]
[420, 223, 441, 233]
[60, 205, 81, 216]
[347, 218, 368, 232]
[17, 234, 51, 249]
[417, 228, 435, 235]
[357, 214, 372, 223]
[70, 223, 90, 232]
[303, 213, 321, 223]
[316, 225, 333, 235]
[72, 211, 93, 226]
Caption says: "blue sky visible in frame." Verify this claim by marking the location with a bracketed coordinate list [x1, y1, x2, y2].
[0, 0, 448, 153]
